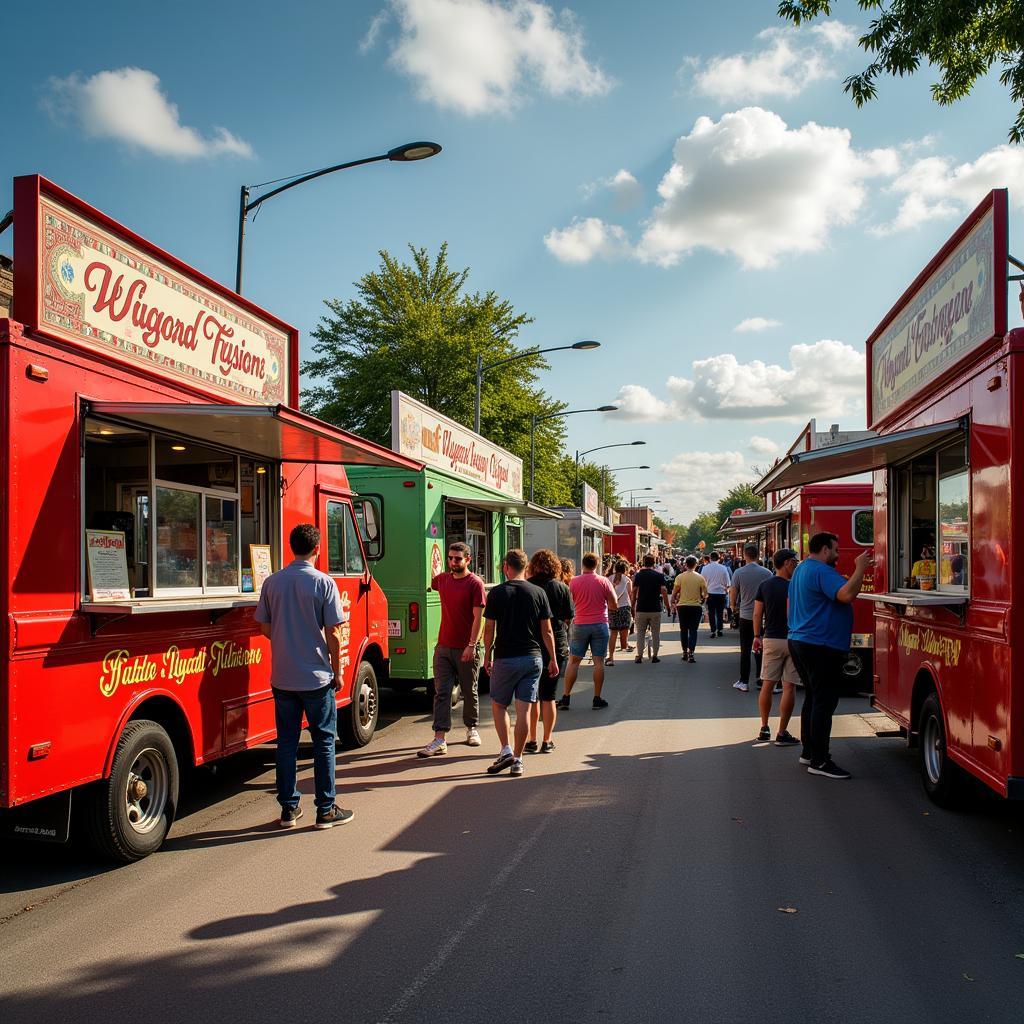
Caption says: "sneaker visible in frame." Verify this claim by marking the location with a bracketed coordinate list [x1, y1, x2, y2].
[279, 806, 303, 829]
[687, 654, 695, 663]
[509, 759, 525, 777]
[775, 731, 800, 746]
[417, 737, 447, 758]
[315, 805, 355, 829]
[799, 755, 812, 766]
[592, 697, 609, 709]
[652, 657, 661, 664]
[808, 760, 852, 780]
[487, 751, 516, 775]
[466, 727, 482, 747]
[773, 684, 783, 695]
[634, 656, 643, 664]
[556, 695, 571, 710]
[733, 680, 749, 692]
[757, 726, 771, 742]
[524, 740, 539, 754]
[540, 741, 555, 753]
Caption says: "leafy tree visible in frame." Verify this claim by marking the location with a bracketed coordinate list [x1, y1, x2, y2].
[684, 511, 722, 552]
[716, 483, 766, 525]
[302, 244, 571, 505]
[569, 460, 621, 510]
[779, 1, 1024, 142]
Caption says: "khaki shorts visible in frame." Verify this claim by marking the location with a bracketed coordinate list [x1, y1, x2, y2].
[761, 638, 800, 685]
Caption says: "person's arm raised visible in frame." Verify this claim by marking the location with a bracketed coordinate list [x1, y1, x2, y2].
[837, 550, 874, 604]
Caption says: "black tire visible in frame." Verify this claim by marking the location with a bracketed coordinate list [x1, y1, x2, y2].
[340, 661, 379, 748]
[85, 719, 179, 863]
[918, 693, 966, 807]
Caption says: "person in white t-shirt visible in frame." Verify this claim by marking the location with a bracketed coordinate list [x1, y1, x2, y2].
[700, 552, 732, 637]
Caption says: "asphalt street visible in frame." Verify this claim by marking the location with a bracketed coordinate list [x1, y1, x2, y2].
[2, 618, 1023, 1024]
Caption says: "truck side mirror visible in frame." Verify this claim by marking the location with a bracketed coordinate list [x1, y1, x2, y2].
[352, 496, 384, 561]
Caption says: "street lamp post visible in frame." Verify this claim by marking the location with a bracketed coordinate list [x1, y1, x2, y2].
[530, 405, 617, 503]
[600, 464, 650, 506]
[475, 341, 600, 435]
[622, 487, 653, 506]
[235, 141, 442, 294]
[574, 439, 645, 486]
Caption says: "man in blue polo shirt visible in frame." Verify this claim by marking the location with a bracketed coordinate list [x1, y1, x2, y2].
[788, 531, 873, 780]
[255, 523, 352, 829]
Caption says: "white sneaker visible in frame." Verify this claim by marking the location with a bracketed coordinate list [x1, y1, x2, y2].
[466, 727, 481, 747]
[736, 681, 749, 692]
[732, 680, 744, 690]
[417, 737, 447, 758]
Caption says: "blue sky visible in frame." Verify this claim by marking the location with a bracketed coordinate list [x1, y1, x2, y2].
[4, 0, 1022, 522]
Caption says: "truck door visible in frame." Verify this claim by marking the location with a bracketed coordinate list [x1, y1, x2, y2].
[321, 496, 370, 693]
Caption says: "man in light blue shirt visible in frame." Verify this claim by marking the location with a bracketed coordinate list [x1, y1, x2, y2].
[788, 531, 872, 780]
[700, 552, 732, 637]
[255, 523, 352, 830]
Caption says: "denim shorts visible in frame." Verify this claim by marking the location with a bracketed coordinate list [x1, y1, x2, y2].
[570, 622, 610, 659]
[489, 655, 543, 706]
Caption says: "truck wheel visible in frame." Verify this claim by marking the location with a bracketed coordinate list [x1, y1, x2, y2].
[340, 661, 378, 748]
[919, 693, 965, 807]
[86, 720, 179, 863]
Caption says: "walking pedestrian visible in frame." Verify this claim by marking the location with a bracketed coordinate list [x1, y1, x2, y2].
[482, 549, 559, 778]
[607, 560, 633, 665]
[730, 543, 772, 693]
[418, 541, 485, 758]
[525, 548, 574, 753]
[672, 555, 708, 662]
[255, 523, 353, 830]
[752, 549, 801, 744]
[788, 532, 873, 780]
[559, 552, 618, 710]
[631, 553, 670, 663]
[701, 551, 732, 637]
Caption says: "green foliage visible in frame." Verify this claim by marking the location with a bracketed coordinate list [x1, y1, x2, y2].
[569, 459, 621, 509]
[716, 484, 765, 525]
[778, 1, 1024, 142]
[301, 243, 571, 506]
[683, 511, 722, 552]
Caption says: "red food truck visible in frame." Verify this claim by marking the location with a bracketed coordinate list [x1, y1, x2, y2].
[0, 175, 421, 860]
[757, 189, 1022, 804]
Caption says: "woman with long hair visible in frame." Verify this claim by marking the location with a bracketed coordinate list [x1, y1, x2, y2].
[607, 559, 633, 666]
[560, 558, 575, 585]
[525, 549, 574, 753]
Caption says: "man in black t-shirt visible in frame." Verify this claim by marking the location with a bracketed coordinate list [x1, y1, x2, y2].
[631, 554, 670, 663]
[752, 548, 801, 745]
[483, 549, 558, 777]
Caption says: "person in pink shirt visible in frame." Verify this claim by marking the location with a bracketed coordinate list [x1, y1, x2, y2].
[557, 552, 618, 710]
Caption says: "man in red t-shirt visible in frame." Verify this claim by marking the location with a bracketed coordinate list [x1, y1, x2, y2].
[558, 552, 618, 710]
[418, 541, 487, 757]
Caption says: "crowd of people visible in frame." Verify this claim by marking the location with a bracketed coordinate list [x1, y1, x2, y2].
[253, 523, 872, 827]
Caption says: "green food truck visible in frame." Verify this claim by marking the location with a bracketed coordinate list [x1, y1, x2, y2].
[347, 392, 561, 699]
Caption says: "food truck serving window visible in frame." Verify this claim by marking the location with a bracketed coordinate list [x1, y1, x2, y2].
[892, 435, 969, 593]
[326, 501, 367, 576]
[445, 502, 492, 582]
[83, 418, 274, 599]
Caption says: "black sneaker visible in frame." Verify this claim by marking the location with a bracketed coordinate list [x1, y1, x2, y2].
[540, 740, 555, 753]
[556, 695, 571, 710]
[652, 657, 661, 664]
[757, 726, 771, 742]
[524, 740, 539, 754]
[775, 731, 800, 746]
[592, 696, 609, 709]
[279, 806, 303, 829]
[487, 751, 516, 775]
[634, 656, 643, 664]
[808, 760, 852, 780]
[315, 805, 355, 829]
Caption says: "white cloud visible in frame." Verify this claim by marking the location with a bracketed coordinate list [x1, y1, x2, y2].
[734, 317, 781, 333]
[44, 68, 252, 159]
[379, 0, 611, 115]
[690, 23, 855, 103]
[874, 144, 1024, 234]
[659, 450, 752, 523]
[748, 435, 780, 456]
[361, 10, 391, 53]
[581, 168, 643, 209]
[543, 217, 629, 263]
[611, 339, 865, 423]
[634, 107, 897, 269]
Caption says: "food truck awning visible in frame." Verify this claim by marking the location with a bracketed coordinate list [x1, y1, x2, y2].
[447, 496, 563, 520]
[85, 402, 425, 470]
[718, 509, 791, 536]
[754, 419, 966, 494]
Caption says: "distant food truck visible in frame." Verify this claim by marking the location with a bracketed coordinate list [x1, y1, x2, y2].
[734, 478, 876, 690]
[0, 176, 421, 860]
[346, 392, 560, 698]
[757, 190, 1023, 805]
[609, 523, 642, 564]
[523, 483, 611, 567]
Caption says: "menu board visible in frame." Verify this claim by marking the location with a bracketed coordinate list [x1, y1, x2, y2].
[86, 530, 131, 601]
[249, 544, 273, 592]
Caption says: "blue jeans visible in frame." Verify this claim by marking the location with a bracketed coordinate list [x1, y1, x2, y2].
[679, 606, 702, 651]
[274, 685, 337, 812]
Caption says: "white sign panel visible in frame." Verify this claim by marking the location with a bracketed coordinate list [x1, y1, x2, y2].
[37, 195, 290, 405]
[870, 206, 996, 425]
[583, 482, 599, 517]
[391, 391, 523, 499]
[387, 619, 403, 638]
[85, 530, 131, 601]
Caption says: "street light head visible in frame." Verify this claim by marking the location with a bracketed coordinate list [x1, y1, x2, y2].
[631, 440, 646, 446]
[571, 340, 600, 351]
[388, 141, 443, 162]
[598, 405, 618, 412]
[638, 465, 650, 469]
